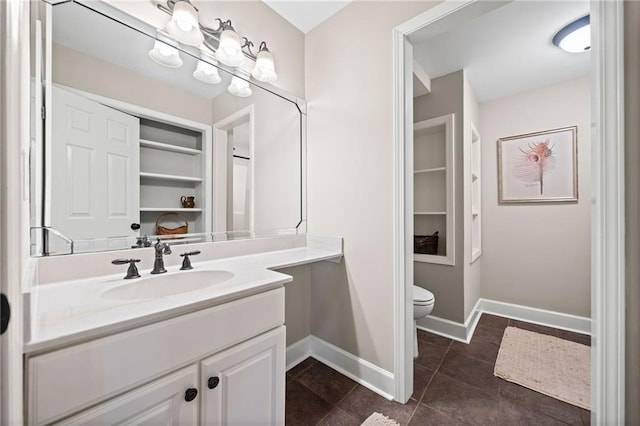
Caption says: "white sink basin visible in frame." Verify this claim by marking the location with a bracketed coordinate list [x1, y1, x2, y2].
[101, 270, 234, 301]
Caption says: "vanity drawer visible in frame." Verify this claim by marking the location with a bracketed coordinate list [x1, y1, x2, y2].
[28, 288, 284, 425]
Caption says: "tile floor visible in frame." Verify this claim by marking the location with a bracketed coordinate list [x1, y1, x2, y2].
[285, 314, 591, 426]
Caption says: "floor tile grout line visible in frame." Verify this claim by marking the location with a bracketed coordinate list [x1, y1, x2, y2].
[287, 358, 317, 379]
[310, 371, 359, 425]
[405, 399, 420, 425]
[416, 340, 452, 405]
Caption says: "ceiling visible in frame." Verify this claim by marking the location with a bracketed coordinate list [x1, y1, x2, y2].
[261, 0, 352, 33]
[410, 0, 590, 103]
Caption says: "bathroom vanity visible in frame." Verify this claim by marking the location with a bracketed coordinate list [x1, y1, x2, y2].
[24, 235, 342, 425]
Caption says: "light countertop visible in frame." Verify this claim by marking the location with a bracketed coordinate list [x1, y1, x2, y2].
[26, 238, 342, 354]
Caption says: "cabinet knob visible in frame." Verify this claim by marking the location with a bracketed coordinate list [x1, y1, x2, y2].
[130, 223, 141, 230]
[208, 376, 220, 389]
[184, 388, 198, 402]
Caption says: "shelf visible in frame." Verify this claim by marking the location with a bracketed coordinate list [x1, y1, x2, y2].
[140, 208, 202, 212]
[414, 253, 454, 266]
[414, 211, 446, 215]
[415, 167, 446, 174]
[140, 172, 202, 183]
[140, 139, 201, 155]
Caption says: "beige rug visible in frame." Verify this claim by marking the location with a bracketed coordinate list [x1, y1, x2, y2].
[360, 412, 400, 426]
[494, 326, 590, 410]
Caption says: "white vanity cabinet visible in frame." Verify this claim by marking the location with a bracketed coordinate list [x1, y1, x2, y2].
[27, 289, 285, 425]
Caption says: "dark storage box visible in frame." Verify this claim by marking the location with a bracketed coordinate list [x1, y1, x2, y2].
[414, 232, 439, 255]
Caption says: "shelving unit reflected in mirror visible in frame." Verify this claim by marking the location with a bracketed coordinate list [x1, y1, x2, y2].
[139, 118, 209, 237]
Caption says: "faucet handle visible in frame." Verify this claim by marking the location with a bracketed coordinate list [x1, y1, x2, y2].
[180, 251, 201, 270]
[112, 258, 141, 279]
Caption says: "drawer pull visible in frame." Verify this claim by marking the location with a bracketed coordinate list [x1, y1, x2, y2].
[184, 388, 198, 402]
[208, 376, 220, 389]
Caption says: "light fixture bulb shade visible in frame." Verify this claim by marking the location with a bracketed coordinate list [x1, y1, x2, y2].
[193, 54, 222, 84]
[251, 49, 278, 83]
[149, 39, 183, 68]
[553, 15, 590, 53]
[215, 29, 245, 67]
[228, 75, 252, 97]
[166, 0, 204, 47]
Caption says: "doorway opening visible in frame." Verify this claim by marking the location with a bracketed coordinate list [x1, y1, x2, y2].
[392, 2, 625, 423]
[213, 105, 255, 237]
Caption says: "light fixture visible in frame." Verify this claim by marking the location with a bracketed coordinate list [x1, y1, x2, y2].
[165, 0, 204, 47]
[156, 2, 279, 87]
[228, 70, 252, 97]
[157, 0, 278, 83]
[251, 42, 278, 83]
[148, 31, 183, 68]
[193, 51, 222, 84]
[215, 20, 246, 67]
[553, 15, 590, 53]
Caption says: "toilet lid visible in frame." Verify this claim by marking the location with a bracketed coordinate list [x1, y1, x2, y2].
[413, 286, 434, 303]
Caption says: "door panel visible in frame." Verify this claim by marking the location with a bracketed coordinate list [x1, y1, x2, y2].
[50, 86, 139, 252]
[58, 366, 198, 426]
[200, 327, 285, 425]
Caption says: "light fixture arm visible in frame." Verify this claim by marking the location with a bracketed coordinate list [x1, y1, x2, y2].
[242, 38, 256, 57]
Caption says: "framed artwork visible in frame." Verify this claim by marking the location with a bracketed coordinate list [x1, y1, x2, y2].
[497, 126, 578, 203]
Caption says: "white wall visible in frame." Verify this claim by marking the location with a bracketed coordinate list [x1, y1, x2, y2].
[305, 1, 438, 372]
[463, 72, 481, 319]
[53, 44, 213, 124]
[479, 77, 590, 317]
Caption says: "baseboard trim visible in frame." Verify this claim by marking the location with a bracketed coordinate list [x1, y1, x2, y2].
[285, 335, 395, 400]
[286, 336, 311, 371]
[417, 298, 590, 342]
[416, 298, 482, 343]
[478, 298, 591, 335]
[416, 315, 468, 342]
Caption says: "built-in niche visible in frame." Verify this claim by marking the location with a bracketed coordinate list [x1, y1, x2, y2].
[413, 113, 455, 266]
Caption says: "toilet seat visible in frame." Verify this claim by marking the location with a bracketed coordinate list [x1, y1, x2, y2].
[413, 286, 434, 304]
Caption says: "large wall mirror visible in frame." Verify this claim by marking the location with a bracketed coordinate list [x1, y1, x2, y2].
[30, 0, 305, 255]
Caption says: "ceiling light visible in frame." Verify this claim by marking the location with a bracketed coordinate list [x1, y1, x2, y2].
[553, 15, 590, 53]
[148, 32, 183, 68]
[251, 42, 278, 83]
[228, 71, 252, 97]
[165, 0, 204, 47]
[193, 51, 222, 84]
[215, 21, 246, 67]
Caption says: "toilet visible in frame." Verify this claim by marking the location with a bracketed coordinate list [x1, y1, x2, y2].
[413, 285, 435, 357]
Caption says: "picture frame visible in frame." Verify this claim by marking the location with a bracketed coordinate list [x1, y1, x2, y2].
[497, 126, 578, 203]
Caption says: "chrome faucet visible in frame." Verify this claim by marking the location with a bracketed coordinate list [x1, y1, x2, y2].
[151, 238, 172, 274]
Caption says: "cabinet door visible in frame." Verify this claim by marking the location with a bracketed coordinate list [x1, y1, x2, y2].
[58, 366, 199, 425]
[200, 327, 285, 425]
